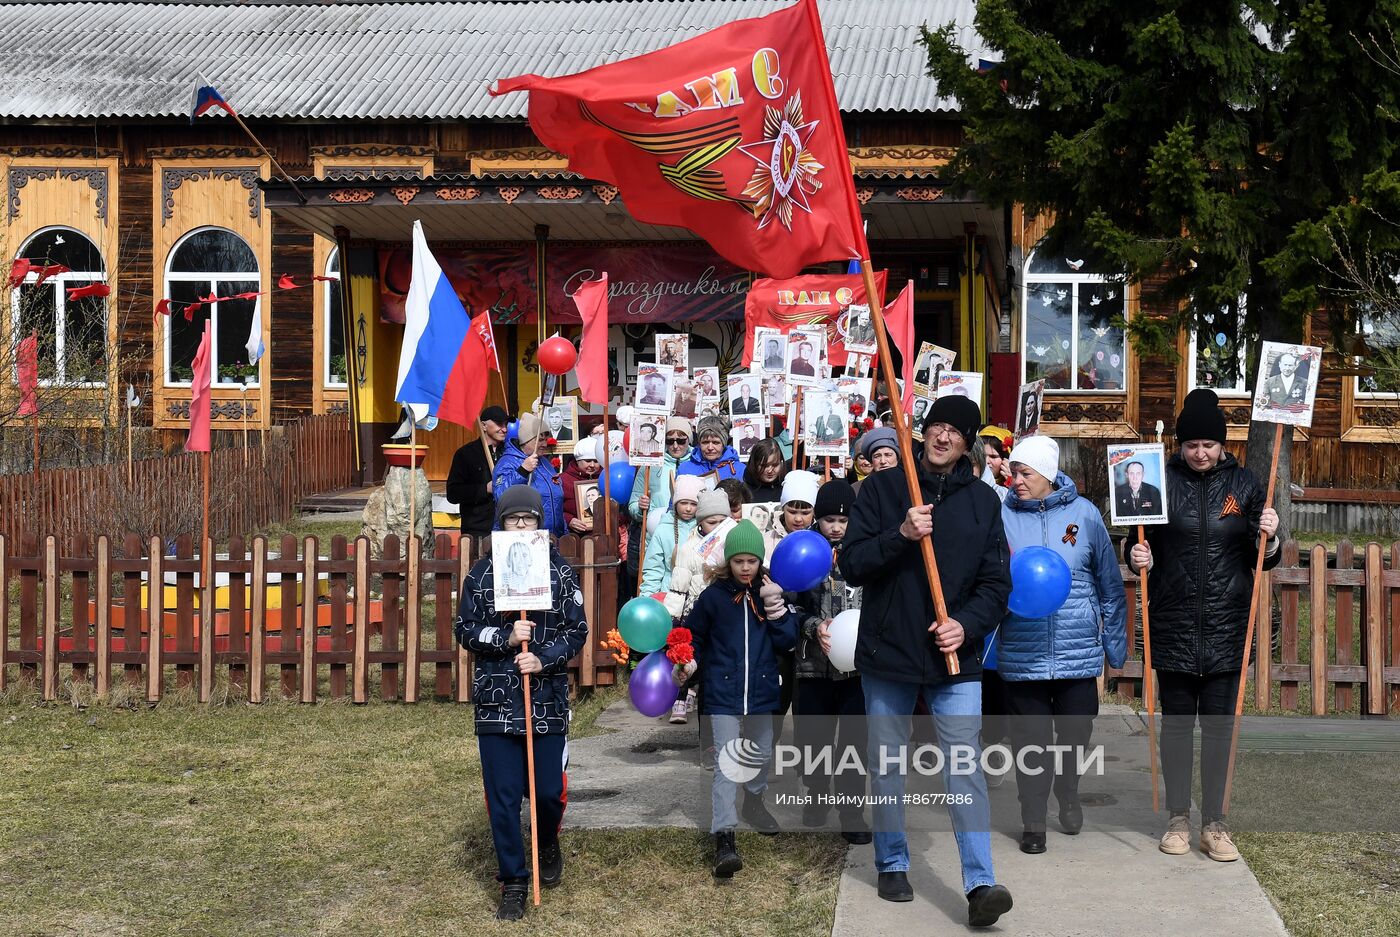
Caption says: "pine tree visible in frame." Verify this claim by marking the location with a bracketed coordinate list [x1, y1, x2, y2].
[923, 0, 1400, 509]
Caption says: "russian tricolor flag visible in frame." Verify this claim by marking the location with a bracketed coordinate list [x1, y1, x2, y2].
[190, 76, 236, 122]
[394, 221, 491, 430]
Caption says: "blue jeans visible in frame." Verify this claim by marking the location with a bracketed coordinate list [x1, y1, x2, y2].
[862, 674, 996, 894]
[709, 714, 774, 833]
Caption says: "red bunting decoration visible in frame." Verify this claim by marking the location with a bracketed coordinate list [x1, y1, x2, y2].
[152, 272, 322, 319]
[34, 264, 71, 286]
[64, 283, 110, 300]
[153, 298, 172, 322]
[277, 274, 297, 289]
[8, 258, 31, 288]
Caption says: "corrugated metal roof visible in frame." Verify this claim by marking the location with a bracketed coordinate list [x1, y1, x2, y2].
[0, 0, 987, 119]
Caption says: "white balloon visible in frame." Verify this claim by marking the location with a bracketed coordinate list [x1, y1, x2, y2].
[647, 510, 665, 535]
[826, 608, 861, 673]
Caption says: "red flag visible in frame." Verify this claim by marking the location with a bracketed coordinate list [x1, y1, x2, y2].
[572, 274, 610, 404]
[435, 312, 493, 429]
[492, 0, 865, 278]
[277, 274, 297, 290]
[34, 264, 71, 286]
[742, 271, 886, 367]
[17, 332, 38, 417]
[478, 312, 501, 372]
[153, 298, 172, 322]
[186, 322, 212, 453]
[885, 280, 916, 410]
[65, 283, 110, 300]
[8, 258, 31, 288]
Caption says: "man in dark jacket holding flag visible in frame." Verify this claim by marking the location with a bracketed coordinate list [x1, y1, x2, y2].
[840, 396, 1014, 928]
[446, 406, 509, 538]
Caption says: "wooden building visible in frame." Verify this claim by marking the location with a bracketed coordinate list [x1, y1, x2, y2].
[1, 0, 1395, 503]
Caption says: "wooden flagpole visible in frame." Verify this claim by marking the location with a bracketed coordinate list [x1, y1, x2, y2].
[1222, 421, 1284, 813]
[519, 610, 542, 907]
[598, 404, 611, 538]
[1137, 524, 1160, 813]
[408, 418, 418, 555]
[856, 259, 960, 675]
[226, 111, 309, 204]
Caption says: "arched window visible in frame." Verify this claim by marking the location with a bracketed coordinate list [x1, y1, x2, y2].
[324, 248, 346, 387]
[11, 227, 107, 385]
[164, 227, 260, 386]
[1022, 243, 1127, 391]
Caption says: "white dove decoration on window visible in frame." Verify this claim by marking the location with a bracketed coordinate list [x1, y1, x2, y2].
[1089, 294, 1102, 306]
[1040, 293, 1052, 306]
[1066, 258, 1085, 271]
[1091, 326, 1111, 339]
[1055, 289, 1068, 301]
[1106, 289, 1117, 299]
[1030, 345, 1050, 358]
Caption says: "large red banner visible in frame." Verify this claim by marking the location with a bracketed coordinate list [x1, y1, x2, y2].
[377, 243, 748, 325]
[742, 271, 887, 368]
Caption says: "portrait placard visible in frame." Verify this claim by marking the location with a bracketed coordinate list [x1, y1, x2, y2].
[785, 326, 825, 386]
[628, 414, 666, 465]
[655, 333, 689, 370]
[804, 391, 850, 457]
[727, 374, 764, 417]
[935, 371, 984, 403]
[753, 327, 787, 375]
[1107, 443, 1169, 527]
[731, 416, 764, 461]
[490, 530, 552, 612]
[1251, 341, 1322, 427]
[633, 362, 674, 415]
[1015, 380, 1045, 439]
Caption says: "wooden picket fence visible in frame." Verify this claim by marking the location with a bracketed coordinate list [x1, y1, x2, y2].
[0, 530, 619, 703]
[1110, 539, 1400, 716]
[0, 413, 353, 545]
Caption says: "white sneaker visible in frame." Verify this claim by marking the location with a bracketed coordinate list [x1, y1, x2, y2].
[669, 699, 689, 724]
[685, 687, 698, 713]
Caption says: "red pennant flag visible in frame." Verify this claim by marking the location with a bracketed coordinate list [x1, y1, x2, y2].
[742, 271, 886, 368]
[572, 274, 610, 404]
[153, 298, 173, 322]
[312, 275, 338, 282]
[17, 332, 38, 417]
[480, 313, 500, 372]
[231, 291, 261, 300]
[34, 264, 71, 286]
[435, 312, 494, 430]
[277, 274, 297, 290]
[65, 283, 110, 300]
[185, 322, 212, 453]
[8, 258, 31, 288]
[885, 280, 916, 410]
[492, 0, 865, 278]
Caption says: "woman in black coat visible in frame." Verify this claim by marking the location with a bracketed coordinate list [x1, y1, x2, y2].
[1127, 389, 1281, 863]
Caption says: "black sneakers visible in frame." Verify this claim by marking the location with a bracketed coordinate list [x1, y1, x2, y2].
[741, 791, 780, 835]
[713, 831, 743, 878]
[539, 841, 563, 888]
[967, 884, 1013, 927]
[496, 880, 529, 921]
[877, 871, 913, 902]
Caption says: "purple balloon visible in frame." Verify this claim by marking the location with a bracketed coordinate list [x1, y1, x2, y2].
[629, 649, 681, 718]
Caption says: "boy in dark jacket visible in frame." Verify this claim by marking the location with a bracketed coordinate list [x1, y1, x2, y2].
[840, 397, 1014, 928]
[675, 519, 799, 878]
[793, 478, 870, 844]
[455, 485, 588, 921]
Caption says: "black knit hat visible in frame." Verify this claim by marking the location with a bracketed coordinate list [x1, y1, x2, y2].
[1175, 388, 1227, 444]
[923, 396, 983, 446]
[495, 484, 544, 525]
[813, 479, 855, 519]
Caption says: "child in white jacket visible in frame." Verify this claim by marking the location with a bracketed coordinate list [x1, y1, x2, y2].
[665, 488, 734, 724]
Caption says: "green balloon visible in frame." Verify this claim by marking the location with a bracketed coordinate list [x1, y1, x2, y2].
[618, 597, 671, 653]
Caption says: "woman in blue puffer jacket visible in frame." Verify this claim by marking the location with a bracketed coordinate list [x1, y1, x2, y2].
[997, 435, 1126, 856]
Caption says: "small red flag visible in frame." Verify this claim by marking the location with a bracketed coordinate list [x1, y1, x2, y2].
[17, 332, 38, 417]
[277, 274, 297, 290]
[572, 274, 610, 405]
[65, 283, 110, 300]
[153, 298, 172, 322]
[185, 322, 212, 453]
[885, 280, 916, 410]
[492, 0, 866, 278]
[34, 264, 71, 286]
[435, 312, 494, 430]
[8, 258, 31, 288]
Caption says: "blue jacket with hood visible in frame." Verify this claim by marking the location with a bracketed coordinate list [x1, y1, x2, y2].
[491, 439, 565, 537]
[996, 473, 1127, 681]
[675, 444, 742, 483]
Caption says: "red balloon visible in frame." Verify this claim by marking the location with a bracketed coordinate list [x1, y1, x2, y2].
[622, 428, 631, 451]
[538, 336, 577, 375]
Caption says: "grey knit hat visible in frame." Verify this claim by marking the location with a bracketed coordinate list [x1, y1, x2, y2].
[495, 484, 543, 525]
[696, 414, 730, 443]
[860, 426, 899, 461]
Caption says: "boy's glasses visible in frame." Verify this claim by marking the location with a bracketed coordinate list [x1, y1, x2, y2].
[502, 513, 537, 528]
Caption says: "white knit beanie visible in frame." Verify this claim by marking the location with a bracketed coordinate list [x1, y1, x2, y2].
[572, 437, 598, 461]
[672, 474, 704, 506]
[780, 469, 820, 507]
[1010, 435, 1059, 484]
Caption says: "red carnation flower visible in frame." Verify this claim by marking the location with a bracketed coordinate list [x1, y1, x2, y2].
[547, 436, 558, 447]
[665, 642, 694, 665]
[849, 401, 864, 415]
[862, 416, 875, 429]
[848, 425, 859, 439]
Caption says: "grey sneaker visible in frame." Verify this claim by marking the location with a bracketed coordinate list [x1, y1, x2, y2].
[1159, 813, 1190, 855]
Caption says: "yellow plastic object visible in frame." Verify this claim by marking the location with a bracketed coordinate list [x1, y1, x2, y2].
[431, 511, 458, 528]
[141, 578, 331, 612]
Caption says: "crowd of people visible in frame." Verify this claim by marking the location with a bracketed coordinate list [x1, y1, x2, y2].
[450, 375, 1281, 928]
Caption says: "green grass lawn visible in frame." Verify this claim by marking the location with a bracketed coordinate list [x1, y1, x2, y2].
[0, 688, 844, 937]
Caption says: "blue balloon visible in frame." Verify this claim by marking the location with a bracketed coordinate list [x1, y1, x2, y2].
[1008, 546, 1072, 618]
[604, 459, 637, 505]
[770, 529, 833, 592]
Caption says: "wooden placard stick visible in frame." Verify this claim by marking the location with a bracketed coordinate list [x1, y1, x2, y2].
[1137, 523, 1160, 813]
[1222, 420, 1284, 812]
[856, 260, 960, 675]
[518, 609, 542, 907]
[634, 470, 651, 595]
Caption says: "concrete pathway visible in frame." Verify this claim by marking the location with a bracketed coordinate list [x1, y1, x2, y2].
[566, 702, 1290, 936]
